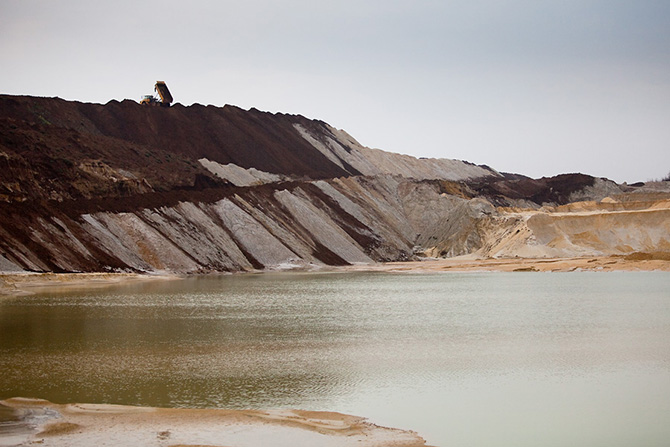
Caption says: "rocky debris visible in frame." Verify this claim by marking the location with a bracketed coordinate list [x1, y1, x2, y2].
[210, 199, 302, 268]
[274, 188, 373, 265]
[7, 167, 664, 274]
[0, 116, 211, 203]
[621, 181, 670, 195]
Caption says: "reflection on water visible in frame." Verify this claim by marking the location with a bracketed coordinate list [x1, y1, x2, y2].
[1, 271, 669, 446]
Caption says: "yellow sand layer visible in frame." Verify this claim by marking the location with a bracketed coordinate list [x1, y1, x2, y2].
[344, 254, 670, 273]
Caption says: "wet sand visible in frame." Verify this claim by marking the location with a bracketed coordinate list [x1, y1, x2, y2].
[0, 272, 183, 297]
[0, 398, 428, 447]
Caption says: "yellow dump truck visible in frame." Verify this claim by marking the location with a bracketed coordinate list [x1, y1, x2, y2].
[140, 81, 173, 107]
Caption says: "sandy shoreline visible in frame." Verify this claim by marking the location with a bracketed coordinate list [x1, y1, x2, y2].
[0, 398, 428, 447]
[0, 272, 183, 297]
[340, 254, 670, 273]
[2, 255, 669, 297]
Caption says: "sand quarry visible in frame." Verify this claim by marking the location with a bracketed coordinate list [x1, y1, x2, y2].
[1, 192, 669, 445]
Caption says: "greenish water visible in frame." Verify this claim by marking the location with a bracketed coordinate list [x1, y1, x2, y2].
[1, 271, 669, 446]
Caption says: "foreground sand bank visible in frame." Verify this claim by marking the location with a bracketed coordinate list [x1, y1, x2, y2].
[0, 398, 428, 447]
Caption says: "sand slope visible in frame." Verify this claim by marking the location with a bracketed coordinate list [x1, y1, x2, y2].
[422, 194, 670, 260]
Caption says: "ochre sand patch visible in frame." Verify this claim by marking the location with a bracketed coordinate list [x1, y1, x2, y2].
[0, 398, 428, 447]
[342, 254, 670, 273]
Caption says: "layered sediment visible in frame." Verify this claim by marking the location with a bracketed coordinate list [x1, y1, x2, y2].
[1, 94, 669, 274]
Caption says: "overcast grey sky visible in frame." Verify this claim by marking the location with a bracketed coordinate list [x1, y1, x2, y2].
[2, 0, 669, 182]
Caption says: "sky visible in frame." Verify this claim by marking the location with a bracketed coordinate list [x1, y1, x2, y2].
[1, 0, 669, 183]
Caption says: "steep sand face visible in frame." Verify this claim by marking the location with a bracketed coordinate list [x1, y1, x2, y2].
[0, 398, 428, 447]
[421, 194, 670, 260]
[525, 208, 670, 255]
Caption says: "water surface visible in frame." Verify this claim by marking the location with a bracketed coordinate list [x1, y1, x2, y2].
[1, 271, 669, 446]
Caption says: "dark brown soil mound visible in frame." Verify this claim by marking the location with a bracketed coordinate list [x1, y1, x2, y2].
[0, 95, 358, 202]
[467, 173, 596, 206]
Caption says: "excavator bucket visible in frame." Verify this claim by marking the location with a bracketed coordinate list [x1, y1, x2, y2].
[154, 81, 173, 106]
